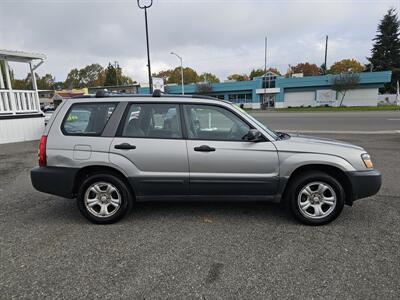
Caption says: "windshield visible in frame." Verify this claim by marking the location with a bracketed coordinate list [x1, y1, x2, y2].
[230, 104, 279, 140]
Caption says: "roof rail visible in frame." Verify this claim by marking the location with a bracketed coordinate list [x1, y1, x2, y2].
[95, 90, 150, 98]
[71, 95, 94, 99]
[92, 89, 220, 100]
[190, 94, 218, 100]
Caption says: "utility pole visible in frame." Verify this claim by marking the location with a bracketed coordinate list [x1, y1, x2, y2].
[264, 36, 267, 77]
[114, 61, 119, 86]
[265, 36, 269, 109]
[324, 35, 328, 74]
[137, 0, 153, 94]
[171, 52, 184, 95]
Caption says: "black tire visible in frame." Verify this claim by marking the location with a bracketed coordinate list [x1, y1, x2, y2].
[285, 171, 345, 225]
[77, 173, 133, 224]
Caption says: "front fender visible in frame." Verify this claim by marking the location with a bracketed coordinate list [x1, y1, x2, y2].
[278, 152, 356, 178]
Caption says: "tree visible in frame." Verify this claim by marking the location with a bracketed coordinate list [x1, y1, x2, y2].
[173, 67, 199, 84]
[329, 59, 365, 74]
[249, 68, 265, 79]
[152, 69, 174, 82]
[265, 67, 281, 76]
[9, 69, 29, 89]
[288, 63, 321, 76]
[11, 70, 55, 90]
[104, 63, 118, 86]
[11, 79, 30, 90]
[249, 68, 281, 79]
[36, 74, 55, 90]
[102, 63, 134, 86]
[64, 68, 81, 89]
[119, 75, 134, 85]
[79, 64, 104, 87]
[63, 63, 134, 88]
[53, 81, 64, 91]
[368, 8, 400, 93]
[332, 73, 360, 106]
[227, 74, 249, 81]
[154, 67, 199, 84]
[199, 72, 220, 83]
[153, 68, 219, 84]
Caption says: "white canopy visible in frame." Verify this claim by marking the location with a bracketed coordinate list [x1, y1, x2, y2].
[0, 49, 46, 115]
[0, 49, 46, 63]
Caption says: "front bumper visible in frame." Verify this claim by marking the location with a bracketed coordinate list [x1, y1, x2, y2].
[31, 166, 79, 199]
[346, 169, 381, 202]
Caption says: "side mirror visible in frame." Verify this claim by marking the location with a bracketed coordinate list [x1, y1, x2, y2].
[246, 129, 263, 142]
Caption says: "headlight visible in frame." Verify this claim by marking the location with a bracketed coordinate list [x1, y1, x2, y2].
[361, 153, 374, 169]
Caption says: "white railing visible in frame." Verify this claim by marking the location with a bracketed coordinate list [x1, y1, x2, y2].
[0, 90, 40, 114]
[0, 90, 12, 113]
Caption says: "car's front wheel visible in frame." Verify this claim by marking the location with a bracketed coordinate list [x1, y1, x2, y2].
[77, 173, 132, 224]
[286, 171, 345, 225]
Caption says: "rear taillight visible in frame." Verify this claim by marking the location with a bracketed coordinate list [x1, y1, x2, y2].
[38, 135, 47, 167]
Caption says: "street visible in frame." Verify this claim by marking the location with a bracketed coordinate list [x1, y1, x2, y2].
[1, 113, 399, 299]
[252, 110, 400, 133]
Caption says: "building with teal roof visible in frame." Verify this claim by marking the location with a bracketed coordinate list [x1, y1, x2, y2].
[139, 71, 392, 109]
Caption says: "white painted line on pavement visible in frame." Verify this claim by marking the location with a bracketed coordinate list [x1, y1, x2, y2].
[387, 119, 400, 121]
[277, 130, 400, 135]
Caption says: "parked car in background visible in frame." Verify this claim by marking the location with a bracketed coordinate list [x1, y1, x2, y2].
[31, 92, 381, 225]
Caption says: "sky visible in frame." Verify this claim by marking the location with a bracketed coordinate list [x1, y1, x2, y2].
[1, 0, 399, 84]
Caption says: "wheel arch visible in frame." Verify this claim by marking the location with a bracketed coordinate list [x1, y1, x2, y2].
[282, 164, 354, 205]
[73, 165, 135, 199]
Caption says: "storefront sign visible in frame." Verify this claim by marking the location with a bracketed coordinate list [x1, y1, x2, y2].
[316, 90, 337, 106]
[152, 77, 165, 92]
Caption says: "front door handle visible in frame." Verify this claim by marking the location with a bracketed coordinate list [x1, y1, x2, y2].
[114, 143, 136, 150]
[194, 145, 216, 152]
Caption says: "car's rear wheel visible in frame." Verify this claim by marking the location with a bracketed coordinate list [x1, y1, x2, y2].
[77, 173, 132, 224]
[286, 171, 345, 225]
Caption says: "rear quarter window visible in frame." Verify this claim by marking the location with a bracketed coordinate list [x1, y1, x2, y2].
[62, 102, 117, 136]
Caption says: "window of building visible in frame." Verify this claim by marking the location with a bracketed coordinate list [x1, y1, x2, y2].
[262, 72, 277, 89]
[121, 103, 182, 139]
[228, 93, 252, 103]
[62, 102, 117, 135]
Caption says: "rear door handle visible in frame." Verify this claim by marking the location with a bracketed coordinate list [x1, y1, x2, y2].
[114, 143, 136, 150]
[194, 145, 216, 152]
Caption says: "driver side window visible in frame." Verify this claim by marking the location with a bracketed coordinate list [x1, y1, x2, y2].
[183, 105, 250, 141]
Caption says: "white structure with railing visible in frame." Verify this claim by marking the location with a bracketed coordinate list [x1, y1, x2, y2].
[0, 50, 46, 144]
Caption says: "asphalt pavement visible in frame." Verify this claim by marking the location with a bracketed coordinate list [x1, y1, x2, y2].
[251, 110, 400, 133]
[1, 114, 399, 299]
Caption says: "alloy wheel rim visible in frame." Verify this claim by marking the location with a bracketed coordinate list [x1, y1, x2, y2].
[297, 181, 337, 220]
[84, 182, 121, 218]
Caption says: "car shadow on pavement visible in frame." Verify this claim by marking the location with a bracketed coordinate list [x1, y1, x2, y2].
[125, 201, 295, 225]
[40, 198, 296, 225]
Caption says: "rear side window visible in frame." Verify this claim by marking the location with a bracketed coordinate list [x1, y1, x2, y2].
[120, 103, 182, 139]
[62, 103, 117, 135]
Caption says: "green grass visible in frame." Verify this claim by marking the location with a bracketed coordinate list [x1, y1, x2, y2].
[271, 105, 400, 112]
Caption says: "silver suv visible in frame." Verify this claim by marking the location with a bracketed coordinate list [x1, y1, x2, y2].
[31, 93, 381, 225]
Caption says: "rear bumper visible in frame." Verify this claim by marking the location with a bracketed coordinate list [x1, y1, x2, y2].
[346, 169, 381, 202]
[31, 166, 79, 199]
